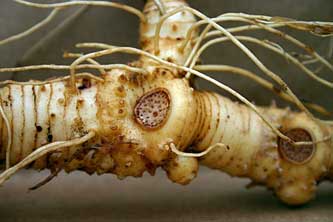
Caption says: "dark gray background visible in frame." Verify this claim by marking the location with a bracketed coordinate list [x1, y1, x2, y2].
[0, 0, 333, 221]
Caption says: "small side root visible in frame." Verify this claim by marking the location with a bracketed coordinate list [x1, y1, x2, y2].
[63, 52, 107, 75]
[0, 64, 141, 75]
[190, 35, 333, 88]
[169, 143, 225, 158]
[196, 15, 333, 73]
[0, 8, 60, 46]
[0, 73, 103, 86]
[14, 0, 146, 22]
[29, 167, 62, 191]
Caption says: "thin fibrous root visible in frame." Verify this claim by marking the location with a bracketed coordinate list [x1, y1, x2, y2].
[154, 7, 314, 121]
[190, 35, 333, 88]
[70, 42, 299, 143]
[194, 15, 333, 74]
[216, 13, 333, 36]
[188, 14, 333, 49]
[29, 167, 62, 191]
[0, 73, 102, 86]
[183, 23, 212, 67]
[180, 16, 284, 52]
[185, 21, 281, 67]
[262, 17, 333, 37]
[0, 131, 96, 187]
[195, 23, 283, 42]
[63, 52, 106, 75]
[14, 0, 146, 22]
[184, 20, 283, 66]
[70, 44, 148, 87]
[0, 63, 146, 83]
[0, 8, 60, 46]
[194, 64, 331, 116]
[169, 143, 225, 157]
[186, 15, 333, 80]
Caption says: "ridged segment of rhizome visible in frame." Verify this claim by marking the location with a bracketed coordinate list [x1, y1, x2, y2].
[0, 79, 99, 168]
[192, 91, 332, 205]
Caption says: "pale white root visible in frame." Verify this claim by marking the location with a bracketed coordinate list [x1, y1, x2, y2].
[0, 73, 102, 86]
[0, 131, 96, 186]
[169, 143, 225, 158]
[63, 52, 107, 75]
[0, 8, 60, 46]
[221, 13, 333, 35]
[14, 0, 146, 21]
[0, 63, 147, 86]
[181, 16, 283, 52]
[69, 46, 150, 87]
[199, 23, 283, 43]
[196, 15, 333, 73]
[0, 64, 145, 75]
[190, 35, 333, 88]
[183, 23, 212, 67]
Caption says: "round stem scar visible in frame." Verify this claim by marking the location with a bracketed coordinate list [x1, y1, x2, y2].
[278, 128, 315, 165]
[134, 88, 171, 130]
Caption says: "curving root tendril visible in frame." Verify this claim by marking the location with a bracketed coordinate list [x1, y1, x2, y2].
[0, 8, 61, 46]
[190, 35, 333, 88]
[190, 14, 333, 73]
[63, 52, 107, 75]
[169, 143, 225, 158]
[14, 0, 146, 22]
